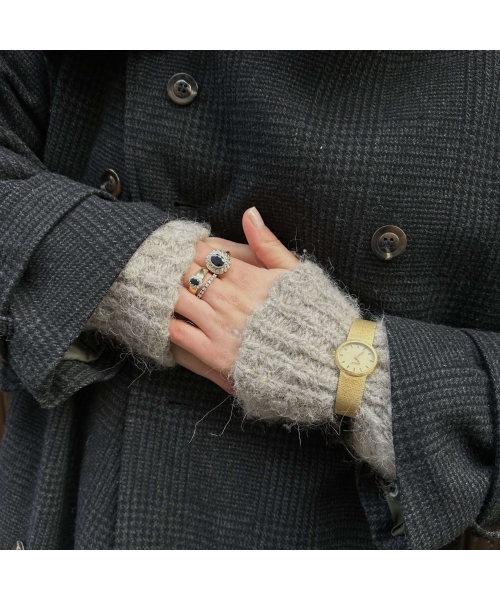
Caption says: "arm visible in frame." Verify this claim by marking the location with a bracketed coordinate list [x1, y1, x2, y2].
[231, 259, 395, 481]
[83, 219, 210, 368]
[376, 316, 500, 548]
[0, 51, 205, 407]
[233, 221, 500, 549]
[83, 215, 395, 481]
[84, 201, 499, 548]
[165, 208, 498, 550]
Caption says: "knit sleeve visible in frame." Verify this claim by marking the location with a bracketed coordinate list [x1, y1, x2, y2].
[84, 220, 210, 368]
[85, 244, 395, 478]
[230, 260, 395, 480]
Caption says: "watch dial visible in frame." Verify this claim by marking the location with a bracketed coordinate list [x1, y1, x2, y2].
[337, 342, 376, 375]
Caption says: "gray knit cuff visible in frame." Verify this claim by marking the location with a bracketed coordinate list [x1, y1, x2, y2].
[232, 260, 360, 425]
[84, 220, 210, 368]
[232, 259, 396, 480]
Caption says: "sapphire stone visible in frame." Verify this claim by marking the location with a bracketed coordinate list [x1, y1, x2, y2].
[210, 255, 225, 268]
[190, 277, 201, 286]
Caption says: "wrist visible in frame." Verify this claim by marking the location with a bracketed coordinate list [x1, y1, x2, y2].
[348, 318, 396, 481]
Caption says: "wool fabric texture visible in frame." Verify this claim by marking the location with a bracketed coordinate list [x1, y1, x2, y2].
[1, 51, 500, 550]
[230, 260, 396, 480]
[88, 242, 396, 479]
[230, 259, 395, 478]
[232, 261, 359, 425]
[84, 220, 210, 368]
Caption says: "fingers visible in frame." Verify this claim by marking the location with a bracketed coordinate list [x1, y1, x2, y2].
[179, 240, 281, 319]
[242, 207, 300, 270]
[170, 318, 238, 384]
[183, 240, 255, 291]
[192, 240, 230, 269]
[169, 317, 211, 359]
[174, 287, 216, 330]
[203, 237, 264, 267]
[170, 343, 235, 395]
[182, 259, 208, 288]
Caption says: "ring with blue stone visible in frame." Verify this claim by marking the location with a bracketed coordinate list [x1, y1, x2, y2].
[205, 249, 231, 275]
[188, 267, 209, 294]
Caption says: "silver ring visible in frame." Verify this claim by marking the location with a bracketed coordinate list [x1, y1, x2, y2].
[205, 249, 231, 275]
[196, 273, 217, 299]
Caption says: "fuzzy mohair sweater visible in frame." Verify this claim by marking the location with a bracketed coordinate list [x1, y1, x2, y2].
[85, 221, 395, 481]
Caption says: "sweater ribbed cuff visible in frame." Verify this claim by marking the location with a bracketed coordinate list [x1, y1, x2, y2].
[86, 237, 396, 480]
[231, 259, 396, 480]
[84, 220, 210, 368]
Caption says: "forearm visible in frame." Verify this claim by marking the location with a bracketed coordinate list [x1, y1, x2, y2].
[231, 260, 395, 479]
[0, 51, 172, 407]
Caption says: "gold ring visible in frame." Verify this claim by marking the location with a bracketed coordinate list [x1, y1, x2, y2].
[188, 268, 208, 294]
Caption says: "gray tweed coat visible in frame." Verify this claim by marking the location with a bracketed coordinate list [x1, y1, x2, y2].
[0, 51, 499, 549]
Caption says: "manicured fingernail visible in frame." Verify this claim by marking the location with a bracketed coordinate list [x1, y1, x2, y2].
[248, 206, 264, 228]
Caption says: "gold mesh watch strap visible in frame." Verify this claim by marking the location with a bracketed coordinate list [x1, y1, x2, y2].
[335, 318, 377, 418]
[348, 318, 377, 344]
[335, 372, 367, 417]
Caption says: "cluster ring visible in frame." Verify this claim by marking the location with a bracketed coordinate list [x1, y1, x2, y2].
[205, 249, 231, 275]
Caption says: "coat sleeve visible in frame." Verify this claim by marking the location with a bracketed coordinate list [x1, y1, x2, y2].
[359, 314, 500, 550]
[0, 51, 170, 408]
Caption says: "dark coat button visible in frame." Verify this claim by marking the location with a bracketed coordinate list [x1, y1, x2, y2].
[167, 73, 198, 106]
[371, 225, 407, 260]
[100, 169, 122, 198]
[12, 540, 25, 550]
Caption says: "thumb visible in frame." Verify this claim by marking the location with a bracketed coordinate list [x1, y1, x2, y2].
[242, 207, 300, 270]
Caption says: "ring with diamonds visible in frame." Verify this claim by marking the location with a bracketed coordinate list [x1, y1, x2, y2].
[196, 273, 217, 299]
[188, 267, 209, 295]
[205, 249, 231, 275]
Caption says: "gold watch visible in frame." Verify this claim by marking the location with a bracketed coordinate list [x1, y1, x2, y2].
[333, 318, 378, 418]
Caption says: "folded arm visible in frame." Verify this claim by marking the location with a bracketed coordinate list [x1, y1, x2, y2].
[0, 51, 186, 407]
[84, 208, 395, 483]
[86, 208, 500, 549]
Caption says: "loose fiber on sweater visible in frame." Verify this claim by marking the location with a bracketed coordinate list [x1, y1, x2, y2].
[230, 260, 395, 479]
[85, 220, 210, 368]
[86, 226, 395, 480]
[85, 227, 395, 480]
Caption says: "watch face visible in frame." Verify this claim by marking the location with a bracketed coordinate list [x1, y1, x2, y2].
[335, 341, 377, 376]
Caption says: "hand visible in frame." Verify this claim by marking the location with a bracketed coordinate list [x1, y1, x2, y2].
[169, 207, 300, 394]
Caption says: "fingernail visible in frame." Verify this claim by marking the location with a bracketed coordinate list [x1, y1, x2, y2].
[248, 206, 264, 228]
